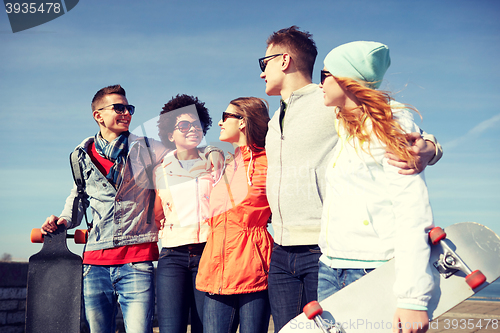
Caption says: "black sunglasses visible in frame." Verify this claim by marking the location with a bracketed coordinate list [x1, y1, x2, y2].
[222, 112, 243, 122]
[258, 53, 283, 72]
[320, 70, 333, 85]
[174, 120, 203, 133]
[95, 103, 135, 115]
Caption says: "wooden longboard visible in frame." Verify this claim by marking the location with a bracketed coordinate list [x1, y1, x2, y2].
[279, 222, 500, 333]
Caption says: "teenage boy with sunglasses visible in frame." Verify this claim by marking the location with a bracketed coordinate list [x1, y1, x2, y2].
[259, 26, 443, 332]
[41, 84, 168, 333]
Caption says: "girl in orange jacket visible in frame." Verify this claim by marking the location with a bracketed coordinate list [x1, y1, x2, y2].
[196, 97, 273, 333]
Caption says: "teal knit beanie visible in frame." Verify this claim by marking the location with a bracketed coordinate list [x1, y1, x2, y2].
[324, 41, 391, 89]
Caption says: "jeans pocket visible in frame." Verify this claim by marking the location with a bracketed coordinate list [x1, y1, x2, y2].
[83, 264, 92, 277]
[308, 245, 321, 254]
[128, 261, 154, 274]
[159, 248, 173, 260]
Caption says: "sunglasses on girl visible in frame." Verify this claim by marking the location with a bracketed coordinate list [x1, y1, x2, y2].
[222, 112, 243, 122]
[95, 103, 135, 115]
[174, 120, 203, 133]
[258, 53, 283, 72]
[320, 70, 333, 85]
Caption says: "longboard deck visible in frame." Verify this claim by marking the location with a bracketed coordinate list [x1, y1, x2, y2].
[25, 225, 83, 333]
[279, 222, 500, 333]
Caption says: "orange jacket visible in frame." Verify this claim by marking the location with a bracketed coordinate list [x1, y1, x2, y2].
[196, 146, 273, 295]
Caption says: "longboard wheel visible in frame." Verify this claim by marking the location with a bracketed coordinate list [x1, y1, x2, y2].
[465, 270, 486, 289]
[429, 226, 446, 245]
[303, 300, 323, 319]
[74, 229, 88, 244]
[30, 228, 44, 243]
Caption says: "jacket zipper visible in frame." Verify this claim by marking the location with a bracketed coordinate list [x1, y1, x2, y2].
[277, 93, 295, 243]
[219, 201, 227, 294]
[218, 153, 239, 294]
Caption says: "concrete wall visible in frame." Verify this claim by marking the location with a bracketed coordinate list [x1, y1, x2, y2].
[0, 262, 28, 333]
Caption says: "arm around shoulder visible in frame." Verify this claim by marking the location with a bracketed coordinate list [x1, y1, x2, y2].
[420, 131, 443, 166]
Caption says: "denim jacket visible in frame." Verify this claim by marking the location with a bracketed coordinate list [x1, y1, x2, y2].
[60, 134, 169, 251]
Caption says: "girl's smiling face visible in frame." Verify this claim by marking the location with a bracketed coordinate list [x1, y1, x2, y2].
[169, 113, 203, 151]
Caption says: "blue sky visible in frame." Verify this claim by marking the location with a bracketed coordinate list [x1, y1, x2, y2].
[1, 0, 499, 261]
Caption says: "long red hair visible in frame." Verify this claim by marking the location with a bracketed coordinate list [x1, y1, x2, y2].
[334, 77, 420, 168]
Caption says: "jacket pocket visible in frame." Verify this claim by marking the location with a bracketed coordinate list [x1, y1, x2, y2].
[82, 165, 98, 196]
[253, 241, 268, 275]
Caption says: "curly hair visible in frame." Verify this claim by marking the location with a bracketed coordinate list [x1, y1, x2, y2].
[333, 77, 420, 168]
[228, 97, 270, 151]
[157, 94, 212, 149]
[266, 25, 317, 79]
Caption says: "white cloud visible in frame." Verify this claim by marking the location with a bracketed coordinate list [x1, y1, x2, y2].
[443, 113, 500, 150]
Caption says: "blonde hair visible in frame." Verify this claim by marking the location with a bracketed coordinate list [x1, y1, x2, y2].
[334, 77, 419, 168]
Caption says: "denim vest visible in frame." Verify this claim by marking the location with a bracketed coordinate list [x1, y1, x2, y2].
[60, 134, 169, 251]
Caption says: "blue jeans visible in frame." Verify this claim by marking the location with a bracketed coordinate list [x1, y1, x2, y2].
[203, 290, 271, 333]
[317, 261, 374, 301]
[268, 243, 321, 332]
[82, 262, 155, 333]
[156, 244, 205, 333]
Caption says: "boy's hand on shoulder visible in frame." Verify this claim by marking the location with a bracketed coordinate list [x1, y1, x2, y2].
[386, 132, 436, 175]
[41, 215, 68, 235]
